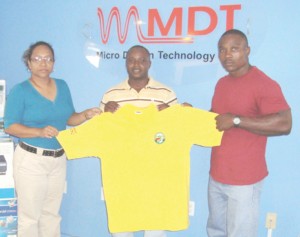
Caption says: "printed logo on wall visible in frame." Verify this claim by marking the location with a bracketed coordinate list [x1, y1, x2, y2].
[97, 4, 241, 44]
[87, 3, 242, 66]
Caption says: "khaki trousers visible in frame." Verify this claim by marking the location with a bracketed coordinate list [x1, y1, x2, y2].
[13, 144, 66, 237]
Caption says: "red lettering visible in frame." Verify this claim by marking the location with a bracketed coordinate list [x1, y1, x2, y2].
[97, 4, 242, 44]
[220, 5, 242, 30]
[188, 7, 217, 35]
[148, 8, 182, 36]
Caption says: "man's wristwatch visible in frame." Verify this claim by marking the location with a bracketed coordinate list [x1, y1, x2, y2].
[233, 116, 241, 127]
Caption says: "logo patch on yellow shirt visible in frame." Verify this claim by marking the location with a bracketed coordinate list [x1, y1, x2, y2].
[154, 132, 165, 144]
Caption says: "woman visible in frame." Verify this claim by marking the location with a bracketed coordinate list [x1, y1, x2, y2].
[4, 41, 100, 237]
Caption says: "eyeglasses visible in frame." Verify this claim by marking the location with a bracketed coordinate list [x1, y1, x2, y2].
[30, 56, 54, 64]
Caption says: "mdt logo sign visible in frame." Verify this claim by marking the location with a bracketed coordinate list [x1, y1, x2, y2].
[97, 4, 241, 44]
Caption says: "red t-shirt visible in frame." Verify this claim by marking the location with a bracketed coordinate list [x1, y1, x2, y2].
[211, 66, 290, 185]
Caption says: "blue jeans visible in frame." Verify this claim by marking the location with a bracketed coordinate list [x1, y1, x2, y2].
[207, 176, 263, 237]
[112, 231, 166, 237]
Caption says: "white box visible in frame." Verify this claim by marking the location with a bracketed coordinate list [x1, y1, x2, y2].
[0, 141, 14, 191]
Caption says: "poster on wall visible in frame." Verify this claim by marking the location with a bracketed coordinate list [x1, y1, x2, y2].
[0, 80, 15, 199]
[0, 199, 17, 237]
[0, 79, 17, 237]
[0, 141, 15, 199]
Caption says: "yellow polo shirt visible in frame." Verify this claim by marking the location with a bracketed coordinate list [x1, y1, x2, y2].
[57, 104, 223, 233]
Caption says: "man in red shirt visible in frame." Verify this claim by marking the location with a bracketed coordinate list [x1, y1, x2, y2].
[208, 29, 292, 237]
